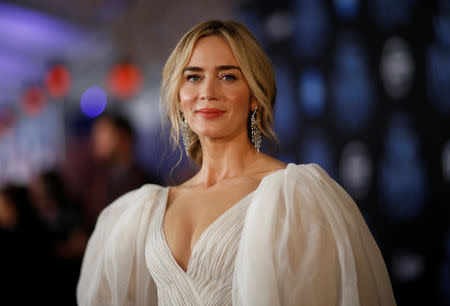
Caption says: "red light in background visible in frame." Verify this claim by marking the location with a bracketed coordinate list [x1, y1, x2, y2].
[45, 65, 71, 99]
[107, 62, 143, 100]
[22, 86, 46, 116]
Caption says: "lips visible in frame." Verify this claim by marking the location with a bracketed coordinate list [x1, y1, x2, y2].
[196, 108, 226, 119]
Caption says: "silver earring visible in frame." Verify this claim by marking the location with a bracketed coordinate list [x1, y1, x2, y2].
[181, 116, 190, 154]
[251, 107, 262, 153]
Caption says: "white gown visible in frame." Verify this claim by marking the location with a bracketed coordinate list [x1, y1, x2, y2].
[76, 163, 397, 306]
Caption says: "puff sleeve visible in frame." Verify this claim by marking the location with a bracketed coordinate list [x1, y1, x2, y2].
[233, 164, 396, 306]
[76, 185, 161, 306]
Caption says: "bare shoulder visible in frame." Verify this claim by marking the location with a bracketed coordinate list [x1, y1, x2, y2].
[253, 153, 287, 177]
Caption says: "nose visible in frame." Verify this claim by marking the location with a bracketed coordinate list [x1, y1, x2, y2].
[199, 77, 218, 101]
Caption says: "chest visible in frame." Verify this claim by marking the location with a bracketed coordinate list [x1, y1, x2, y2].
[162, 184, 257, 272]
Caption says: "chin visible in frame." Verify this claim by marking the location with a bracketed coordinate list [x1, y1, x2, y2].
[191, 125, 225, 138]
[195, 131, 224, 139]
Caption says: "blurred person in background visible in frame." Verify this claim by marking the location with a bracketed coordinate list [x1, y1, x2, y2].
[63, 112, 160, 232]
[28, 169, 88, 305]
[0, 184, 43, 304]
[77, 20, 396, 305]
[85, 112, 159, 230]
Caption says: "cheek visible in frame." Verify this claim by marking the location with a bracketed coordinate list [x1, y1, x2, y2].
[227, 88, 252, 109]
[179, 87, 196, 113]
[179, 85, 196, 102]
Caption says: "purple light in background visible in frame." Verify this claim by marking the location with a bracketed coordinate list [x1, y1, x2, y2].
[0, 50, 43, 84]
[0, 3, 86, 55]
[80, 87, 107, 118]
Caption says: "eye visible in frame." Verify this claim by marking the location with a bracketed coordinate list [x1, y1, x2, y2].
[186, 74, 201, 82]
[221, 74, 237, 81]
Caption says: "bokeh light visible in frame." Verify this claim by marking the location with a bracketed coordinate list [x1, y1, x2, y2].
[333, 0, 359, 20]
[80, 86, 107, 118]
[22, 86, 46, 116]
[380, 37, 414, 100]
[298, 67, 326, 118]
[391, 250, 425, 283]
[107, 62, 143, 100]
[45, 64, 71, 99]
[265, 12, 293, 42]
[339, 141, 372, 199]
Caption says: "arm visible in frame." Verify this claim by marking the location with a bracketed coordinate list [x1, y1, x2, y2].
[77, 185, 160, 306]
[233, 164, 396, 306]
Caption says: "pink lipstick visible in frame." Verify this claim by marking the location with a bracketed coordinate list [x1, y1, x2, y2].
[196, 108, 225, 119]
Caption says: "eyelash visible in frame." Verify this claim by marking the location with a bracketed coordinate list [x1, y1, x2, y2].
[186, 75, 200, 82]
[221, 74, 237, 81]
[185, 74, 237, 82]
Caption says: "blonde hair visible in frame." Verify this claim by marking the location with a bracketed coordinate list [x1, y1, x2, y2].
[160, 19, 277, 166]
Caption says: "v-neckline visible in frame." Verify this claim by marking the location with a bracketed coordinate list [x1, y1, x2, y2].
[159, 187, 255, 274]
[159, 166, 288, 274]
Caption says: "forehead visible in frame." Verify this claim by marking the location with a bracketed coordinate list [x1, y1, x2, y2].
[187, 35, 239, 67]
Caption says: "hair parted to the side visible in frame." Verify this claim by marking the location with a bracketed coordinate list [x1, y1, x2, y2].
[160, 19, 278, 166]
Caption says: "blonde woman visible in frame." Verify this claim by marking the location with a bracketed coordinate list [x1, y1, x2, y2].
[77, 20, 396, 306]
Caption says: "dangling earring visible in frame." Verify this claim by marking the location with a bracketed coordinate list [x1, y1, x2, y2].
[251, 107, 262, 153]
[181, 116, 190, 154]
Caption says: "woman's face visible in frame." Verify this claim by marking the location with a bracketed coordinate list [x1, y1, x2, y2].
[179, 35, 255, 140]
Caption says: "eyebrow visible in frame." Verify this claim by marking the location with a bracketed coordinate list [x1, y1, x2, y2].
[183, 65, 241, 72]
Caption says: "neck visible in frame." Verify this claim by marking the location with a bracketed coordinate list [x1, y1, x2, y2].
[195, 132, 259, 187]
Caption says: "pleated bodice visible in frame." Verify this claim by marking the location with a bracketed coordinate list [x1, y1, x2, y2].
[145, 187, 253, 306]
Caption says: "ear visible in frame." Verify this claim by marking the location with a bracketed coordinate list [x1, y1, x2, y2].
[249, 95, 258, 111]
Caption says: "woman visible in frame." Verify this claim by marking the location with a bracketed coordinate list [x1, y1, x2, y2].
[77, 20, 396, 305]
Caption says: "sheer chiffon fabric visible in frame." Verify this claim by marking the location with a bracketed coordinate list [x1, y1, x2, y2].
[76, 163, 396, 306]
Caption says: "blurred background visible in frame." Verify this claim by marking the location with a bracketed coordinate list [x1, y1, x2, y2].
[0, 0, 449, 305]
